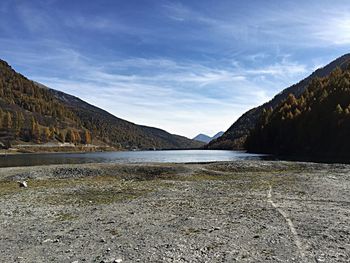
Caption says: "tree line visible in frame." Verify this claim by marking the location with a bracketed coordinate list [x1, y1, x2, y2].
[246, 66, 350, 157]
[0, 60, 92, 147]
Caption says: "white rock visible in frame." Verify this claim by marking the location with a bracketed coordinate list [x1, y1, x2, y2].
[17, 181, 27, 188]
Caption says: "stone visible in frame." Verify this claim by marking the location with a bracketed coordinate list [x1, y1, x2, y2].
[17, 181, 27, 188]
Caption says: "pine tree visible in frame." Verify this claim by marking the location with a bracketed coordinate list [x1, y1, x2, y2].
[58, 131, 65, 143]
[30, 116, 41, 142]
[335, 104, 343, 114]
[81, 130, 92, 144]
[3, 112, 12, 129]
[0, 109, 3, 128]
[65, 129, 75, 143]
[42, 127, 50, 142]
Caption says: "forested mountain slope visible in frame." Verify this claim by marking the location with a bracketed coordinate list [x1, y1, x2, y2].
[207, 54, 350, 150]
[0, 59, 202, 150]
[246, 66, 350, 157]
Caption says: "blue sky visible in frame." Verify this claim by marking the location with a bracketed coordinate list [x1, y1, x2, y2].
[1, 0, 350, 138]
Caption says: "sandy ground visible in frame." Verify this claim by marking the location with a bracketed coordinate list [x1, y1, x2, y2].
[0, 161, 349, 262]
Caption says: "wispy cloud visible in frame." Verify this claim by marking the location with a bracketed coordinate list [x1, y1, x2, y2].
[312, 16, 350, 45]
[10, 44, 306, 137]
[1, 0, 348, 137]
[162, 2, 217, 25]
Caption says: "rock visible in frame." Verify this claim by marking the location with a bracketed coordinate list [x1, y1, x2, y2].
[113, 259, 123, 263]
[17, 181, 27, 188]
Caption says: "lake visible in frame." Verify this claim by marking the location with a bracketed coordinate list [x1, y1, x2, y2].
[0, 150, 268, 168]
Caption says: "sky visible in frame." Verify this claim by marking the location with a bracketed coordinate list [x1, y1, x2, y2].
[1, 0, 350, 138]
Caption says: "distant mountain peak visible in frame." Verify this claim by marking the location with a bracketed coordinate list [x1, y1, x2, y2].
[193, 131, 224, 143]
[193, 134, 212, 143]
[212, 131, 224, 140]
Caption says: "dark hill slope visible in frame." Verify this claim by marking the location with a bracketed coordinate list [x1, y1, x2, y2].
[246, 66, 350, 157]
[207, 54, 350, 150]
[0, 59, 202, 149]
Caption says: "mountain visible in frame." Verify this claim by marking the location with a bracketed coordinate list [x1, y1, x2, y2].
[193, 134, 212, 143]
[0, 59, 203, 150]
[246, 65, 350, 157]
[193, 131, 224, 143]
[207, 54, 350, 150]
[211, 131, 224, 140]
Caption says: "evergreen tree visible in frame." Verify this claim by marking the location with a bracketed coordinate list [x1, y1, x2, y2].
[3, 112, 12, 129]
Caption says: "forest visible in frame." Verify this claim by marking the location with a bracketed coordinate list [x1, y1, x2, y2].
[0, 60, 92, 148]
[0, 59, 201, 150]
[246, 66, 350, 157]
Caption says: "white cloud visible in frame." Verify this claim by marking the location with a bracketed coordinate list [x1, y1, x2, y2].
[20, 46, 307, 137]
[313, 17, 350, 45]
[4, 1, 341, 137]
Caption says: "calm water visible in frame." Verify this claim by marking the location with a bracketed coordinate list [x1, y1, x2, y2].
[0, 150, 269, 168]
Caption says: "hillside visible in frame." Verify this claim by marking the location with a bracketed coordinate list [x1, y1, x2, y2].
[246, 66, 350, 157]
[0, 59, 203, 150]
[207, 54, 350, 150]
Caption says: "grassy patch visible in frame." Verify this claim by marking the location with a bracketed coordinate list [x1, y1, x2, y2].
[0, 181, 20, 197]
[108, 228, 121, 237]
[0, 175, 166, 206]
[173, 172, 220, 181]
[56, 187, 149, 205]
[55, 212, 78, 221]
[182, 227, 202, 235]
[34, 176, 166, 206]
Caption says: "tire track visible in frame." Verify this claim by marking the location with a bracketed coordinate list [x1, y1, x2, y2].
[267, 185, 311, 262]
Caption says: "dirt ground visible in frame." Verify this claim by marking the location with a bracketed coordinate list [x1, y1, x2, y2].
[0, 161, 349, 262]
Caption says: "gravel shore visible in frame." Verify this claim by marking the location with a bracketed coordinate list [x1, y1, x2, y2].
[0, 161, 349, 262]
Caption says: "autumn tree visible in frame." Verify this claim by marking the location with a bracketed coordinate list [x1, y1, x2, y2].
[3, 112, 12, 129]
[65, 129, 75, 143]
[42, 127, 50, 142]
[81, 130, 92, 144]
[30, 117, 41, 143]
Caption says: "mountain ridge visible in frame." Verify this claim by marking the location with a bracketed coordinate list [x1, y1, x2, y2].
[207, 53, 350, 150]
[193, 131, 224, 143]
[0, 59, 203, 150]
[246, 65, 350, 157]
